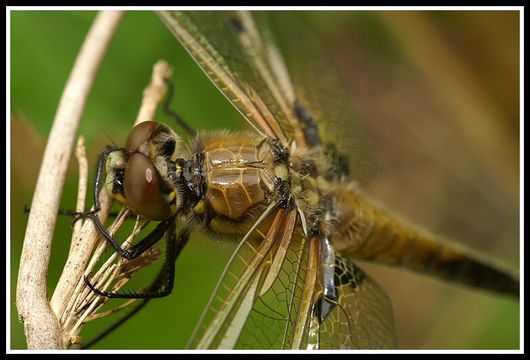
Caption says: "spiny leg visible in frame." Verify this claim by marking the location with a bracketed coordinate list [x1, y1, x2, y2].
[81, 297, 150, 349]
[84, 221, 190, 298]
[163, 78, 197, 138]
[88, 214, 173, 261]
[23, 204, 123, 219]
[74, 144, 118, 219]
[24, 145, 121, 220]
[82, 225, 191, 348]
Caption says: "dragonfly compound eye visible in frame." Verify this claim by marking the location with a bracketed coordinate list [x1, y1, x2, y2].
[123, 152, 174, 221]
[125, 121, 160, 153]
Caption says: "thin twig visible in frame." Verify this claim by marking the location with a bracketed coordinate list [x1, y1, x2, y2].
[71, 136, 88, 246]
[84, 299, 137, 322]
[135, 60, 174, 125]
[16, 11, 124, 350]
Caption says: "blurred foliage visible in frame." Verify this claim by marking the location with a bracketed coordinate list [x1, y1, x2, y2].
[10, 10, 519, 350]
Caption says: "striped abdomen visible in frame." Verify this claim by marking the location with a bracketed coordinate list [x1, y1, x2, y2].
[330, 187, 518, 296]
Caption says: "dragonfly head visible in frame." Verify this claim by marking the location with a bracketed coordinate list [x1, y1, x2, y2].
[104, 121, 182, 221]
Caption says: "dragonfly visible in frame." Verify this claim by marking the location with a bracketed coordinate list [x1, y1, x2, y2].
[81, 11, 519, 349]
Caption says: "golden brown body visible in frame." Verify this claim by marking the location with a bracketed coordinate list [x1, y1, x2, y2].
[194, 131, 517, 296]
[202, 133, 276, 220]
[329, 186, 518, 295]
[86, 11, 518, 350]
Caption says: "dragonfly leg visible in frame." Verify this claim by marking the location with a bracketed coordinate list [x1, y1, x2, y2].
[91, 214, 173, 261]
[72, 145, 119, 223]
[82, 225, 191, 348]
[163, 78, 197, 137]
[25, 145, 121, 222]
[23, 204, 123, 218]
[84, 221, 190, 299]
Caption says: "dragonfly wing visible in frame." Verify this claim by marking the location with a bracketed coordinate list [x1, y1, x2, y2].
[263, 12, 376, 184]
[188, 209, 320, 349]
[310, 252, 398, 349]
[159, 11, 375, 184]
[159, 11, 292, 146]
[160, 10, 390, 349]
[235, 217, 319, 349]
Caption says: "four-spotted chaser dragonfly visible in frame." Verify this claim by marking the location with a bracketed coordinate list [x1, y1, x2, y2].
[83, 11, 519, 349]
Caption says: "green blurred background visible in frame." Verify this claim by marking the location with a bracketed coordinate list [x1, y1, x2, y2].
[10, 10, 520, 350]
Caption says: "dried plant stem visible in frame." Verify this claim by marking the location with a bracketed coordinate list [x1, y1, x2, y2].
[57, 60, 172, 343]
[71, 136, 88, 246]
[16, 8, 172, 348]
[16, 11, 124, 349]
[135, 60, 174, 125]
[84, 299, 137, 322]
[53, 60, 174, 347]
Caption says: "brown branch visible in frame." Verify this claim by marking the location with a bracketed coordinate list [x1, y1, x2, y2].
[16, 11, 125, 349]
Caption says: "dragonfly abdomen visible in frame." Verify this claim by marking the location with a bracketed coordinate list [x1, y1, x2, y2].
[330, 186, 519, 296]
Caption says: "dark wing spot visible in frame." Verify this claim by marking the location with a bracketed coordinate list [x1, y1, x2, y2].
[334, 255, 366, 290]
[294, 101, 321, 148]
[323, 142, 350, 180]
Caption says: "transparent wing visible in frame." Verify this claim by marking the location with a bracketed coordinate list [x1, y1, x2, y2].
[159, 10, 390, 348]
[188, 209, 320, 349]
[262, 12, 376, 184]
[235, 219, 319, 349]
[158, 11, 375, 184]
[309, 252, 398, 349]
[158, 11, 292, 146]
